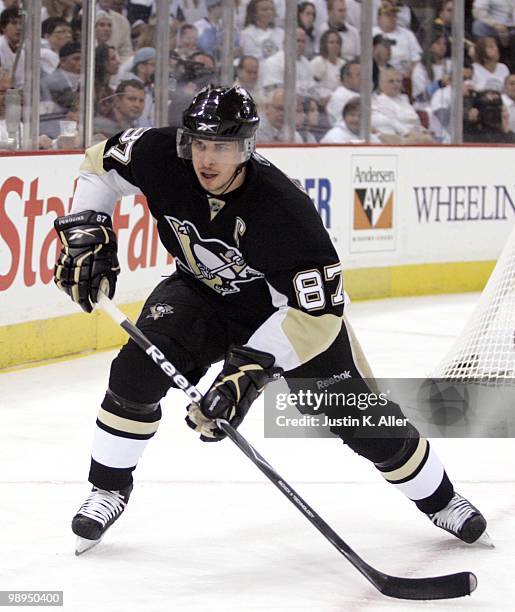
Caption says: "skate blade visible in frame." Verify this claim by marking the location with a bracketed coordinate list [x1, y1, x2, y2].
[475, 530, 495, 548]
[75, 535, 102, 556]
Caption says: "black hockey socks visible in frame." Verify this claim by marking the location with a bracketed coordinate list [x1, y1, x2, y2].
[374, 435, 454, 514]
[89, 390, 162, 490]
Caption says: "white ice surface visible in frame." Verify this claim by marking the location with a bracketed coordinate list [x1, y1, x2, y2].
[1, 293, 514, 611]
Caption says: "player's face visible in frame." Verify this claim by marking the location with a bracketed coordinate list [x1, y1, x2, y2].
[191, 139, 243, 194]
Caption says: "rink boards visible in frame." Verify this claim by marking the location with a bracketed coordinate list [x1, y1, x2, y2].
[1, 144, 514, 368]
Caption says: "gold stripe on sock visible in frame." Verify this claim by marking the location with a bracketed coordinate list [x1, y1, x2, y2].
[380, 437, 428, 483]
[97, 408, 160, 436]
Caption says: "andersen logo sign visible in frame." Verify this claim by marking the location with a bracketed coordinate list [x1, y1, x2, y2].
[350, 156, 397, 253]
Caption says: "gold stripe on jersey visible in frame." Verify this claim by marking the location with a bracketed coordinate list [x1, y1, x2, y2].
[379, 437, 429, 483]
[282, 310, 341, 364]
[97, 407, 160, 436]
[80, 140, 108, 176]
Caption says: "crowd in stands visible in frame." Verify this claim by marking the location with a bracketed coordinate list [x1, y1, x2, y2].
[1, 0, 515, 147]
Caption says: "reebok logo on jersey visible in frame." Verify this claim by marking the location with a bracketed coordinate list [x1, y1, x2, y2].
[316, 371, 352, 389]
[147, 303, 174, 320]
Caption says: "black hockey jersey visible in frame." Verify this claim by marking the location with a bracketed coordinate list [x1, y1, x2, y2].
[73, 127, 344, 370]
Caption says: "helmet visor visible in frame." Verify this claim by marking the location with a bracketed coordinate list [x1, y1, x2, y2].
[176, 128, 255, 163]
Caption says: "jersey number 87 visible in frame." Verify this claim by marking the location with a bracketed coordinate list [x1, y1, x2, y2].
[294, 263, 344, 311]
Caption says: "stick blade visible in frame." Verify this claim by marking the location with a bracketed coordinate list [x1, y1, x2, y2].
[379, 571, 477, 600]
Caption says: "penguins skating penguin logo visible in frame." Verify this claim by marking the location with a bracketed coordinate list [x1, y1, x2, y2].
[164, 216, 263, 295]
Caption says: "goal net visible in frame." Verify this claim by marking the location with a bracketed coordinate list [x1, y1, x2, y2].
[432, 224, 515, 385]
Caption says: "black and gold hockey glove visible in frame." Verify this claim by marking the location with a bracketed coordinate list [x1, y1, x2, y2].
[186, 345, 282, 442]
[54, 210, 120, 313]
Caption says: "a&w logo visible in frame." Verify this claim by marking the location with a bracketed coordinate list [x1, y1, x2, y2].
[354, 186, 393, 230]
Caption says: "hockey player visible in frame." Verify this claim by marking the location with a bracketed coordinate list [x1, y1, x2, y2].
[53, 85, 487, 554]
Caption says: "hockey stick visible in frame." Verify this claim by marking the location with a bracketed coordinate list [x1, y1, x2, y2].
[96, 291, 477, 601]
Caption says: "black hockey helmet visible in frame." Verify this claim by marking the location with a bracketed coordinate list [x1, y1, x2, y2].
[177, 85, 259, 162]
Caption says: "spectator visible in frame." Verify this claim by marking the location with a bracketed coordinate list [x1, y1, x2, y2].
[430, 56, 476, 142]
[41, 0, 76, 21]
[95, 10, 114, 46]
[70, 14, 81, 43]
[306, 0, 328, 34]
[174, 23, 200, 60]
[40, 42, 81, 116]
[424, 0, 453, 50]
[0, 67, 54, 148]
[41, 17, 73, 77]
[179, 0, 209, 24]
[472, 0, 515, 40]
[297, 2, 317, 60]
[0, 67, 11, 142]
[235, 55, 265, 108]
[261, 27, 316, 98]
[373, 2, 422, 77]
[412, 31, 452, 110]
[317, 0, 360, 62]
[326, 58, 361, 125]
[371, 66, 432, 142]
[97, 0, 133, 64]
[168, 51, 217, 127]
[372, 34, 395, 91]
[95, 44, 121, 118]
[345, 0, 381, 29]
[39, 42, 81, 139]
[386, 0, 420, 32]
[125, 46, 156, 126]
[195, 0, 223, 60]
[322, 96, 382, 143]
[322, 96, 360, 143]
[464, 87, 515, 141]
[419, 1, 475, 60]
[127, 1, 154, 25]
[111, 0, 129, 15]
[502, 72, 515, 131]
[472, 36, 510, 91]
[0, 7, 23, 87]
[299, 95, 325, 141]
[255, 87, 303, 143]
[310, 29, 345, 105]
[241, 0, 284, 60]
[94, 78, 145, 137]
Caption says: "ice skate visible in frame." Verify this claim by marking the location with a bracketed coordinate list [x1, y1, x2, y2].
[72, 483, 133, 555]
[427, 492, 490, 545]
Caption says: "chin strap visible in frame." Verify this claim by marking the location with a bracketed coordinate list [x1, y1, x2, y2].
[206, 163, 246, 197]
